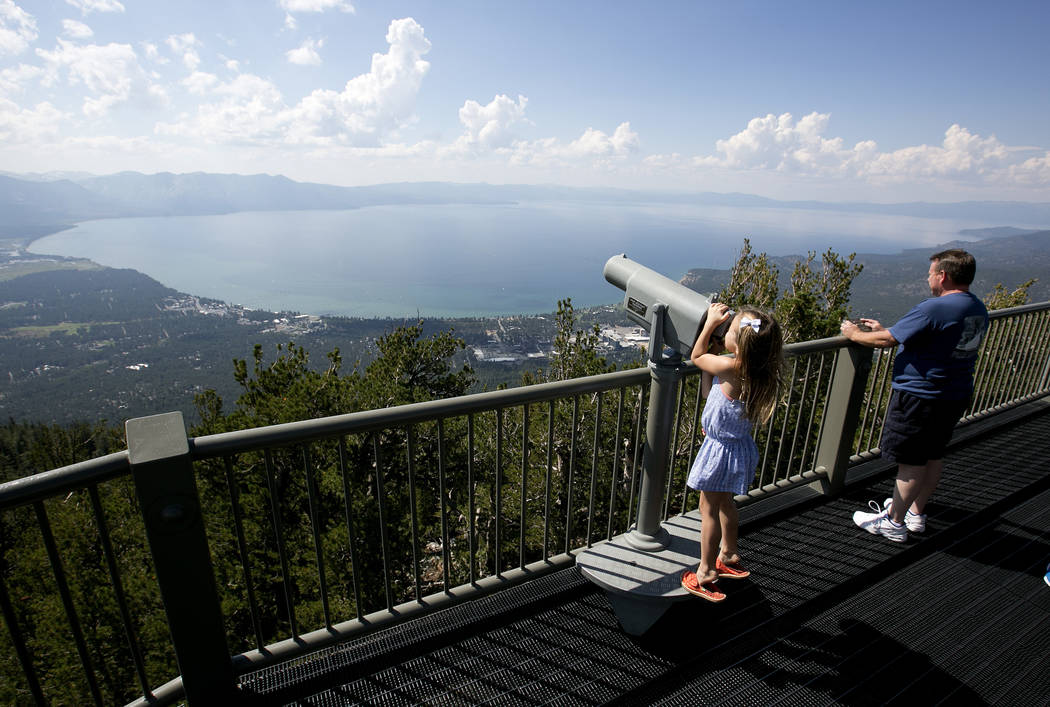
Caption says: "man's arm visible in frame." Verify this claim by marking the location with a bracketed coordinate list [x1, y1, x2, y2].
[840, 318, 899, 348]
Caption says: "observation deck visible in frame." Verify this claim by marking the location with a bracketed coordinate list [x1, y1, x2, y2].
[237, 399, 1050, 704]
[2, 301, 1049, 705]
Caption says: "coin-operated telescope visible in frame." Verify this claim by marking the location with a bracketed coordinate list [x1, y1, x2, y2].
[603, 254, 731, 362]
[577, 255, 734, 629]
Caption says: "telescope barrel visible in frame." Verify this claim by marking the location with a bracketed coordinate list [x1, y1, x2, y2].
[602, 253, 643, 292]
[603, 254, 714, 358]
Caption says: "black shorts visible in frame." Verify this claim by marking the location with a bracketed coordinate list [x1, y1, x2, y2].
[879, 390, 969, 466]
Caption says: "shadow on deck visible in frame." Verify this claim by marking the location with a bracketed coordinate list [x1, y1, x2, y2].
[239, 399, 1050, 705]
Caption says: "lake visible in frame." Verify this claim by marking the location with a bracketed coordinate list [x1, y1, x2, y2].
[28, 201, 1000, 318]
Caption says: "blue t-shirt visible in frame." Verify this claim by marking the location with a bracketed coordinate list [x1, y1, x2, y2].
[888, 291, 989, 400]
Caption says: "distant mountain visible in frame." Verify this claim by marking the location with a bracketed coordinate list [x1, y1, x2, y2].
[957, 226, 1040, 239]
[0, 170, 97, 182]
[0, 175, 118, 235]
[0, 173, 518, 233]
[2, 170, 1049, 241]
[75, 171, 362, 216]
[682, 229, 1050, 321]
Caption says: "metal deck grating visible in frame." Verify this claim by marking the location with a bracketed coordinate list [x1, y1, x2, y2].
[241, 401, 1050, 706]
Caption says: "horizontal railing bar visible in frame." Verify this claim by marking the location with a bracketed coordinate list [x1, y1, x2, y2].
[125, 676, 184, 707]
[960, 391, 1050, 425]
[782, 335, 854, 356]
[0, 451, 130, 512]
[987, 301, 1050, 319]
[188, 338, 850, 460]
[190, 368, 652, 458]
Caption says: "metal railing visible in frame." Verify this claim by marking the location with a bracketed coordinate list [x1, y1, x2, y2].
[1, 301, 1048, 705]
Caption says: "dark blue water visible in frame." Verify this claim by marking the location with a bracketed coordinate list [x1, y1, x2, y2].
[29, 201, 993, 317]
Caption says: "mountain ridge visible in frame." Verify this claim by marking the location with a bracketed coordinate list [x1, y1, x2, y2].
[2, 172, 1049, 239]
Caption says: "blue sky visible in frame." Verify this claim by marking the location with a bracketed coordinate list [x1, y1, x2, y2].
[2, 0, 1048, 201]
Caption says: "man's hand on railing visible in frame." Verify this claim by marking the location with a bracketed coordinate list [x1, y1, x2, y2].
[840, 318, 899, 349]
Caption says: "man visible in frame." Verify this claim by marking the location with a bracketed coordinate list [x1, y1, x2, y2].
[840, 249, 989, 542]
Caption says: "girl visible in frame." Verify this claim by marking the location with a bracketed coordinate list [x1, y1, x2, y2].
[681, 303, 784, 601]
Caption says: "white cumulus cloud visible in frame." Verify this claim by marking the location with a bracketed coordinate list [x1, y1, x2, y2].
[566, 122, 640, 157]
[156, 73, 286, 141]
[182, 71, 218, 95]
[503, 122, 640, 167]
[166, 33, 201, 71]
[36, 39, 164, 117]
[0, 98, 66, 142]
[0, 0, 37, 55]
[1006, 152, 1050, 185]
[862, 124, 1009, 180]
[642, 152, 685, 169]
[286, 37, 323, 66]
[680, 112, 1050, 191]
[455, 94, 528, 150]
[141, 41, 164, 63]
[280, 0, 354, 13]
[61, 19, 93, 39]
[158, 18, 431, 147]
[700, 112, 850, 172]
[284, 17, 430, 145]
[0, 62, 40, 95]
[441, 92, 640, 171]
[65, 0, 125, 15]
[157, 19, 431, 147]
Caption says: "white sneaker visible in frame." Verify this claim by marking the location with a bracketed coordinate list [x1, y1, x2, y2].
[853, 500, 907, 542]
[883, 498, 926, 533]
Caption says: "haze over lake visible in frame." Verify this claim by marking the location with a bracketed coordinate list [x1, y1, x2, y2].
[29, 202, 1010, 318]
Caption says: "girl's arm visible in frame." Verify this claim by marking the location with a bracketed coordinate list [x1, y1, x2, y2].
[691, 303, 737, 378]
[701, 370, 713, 399]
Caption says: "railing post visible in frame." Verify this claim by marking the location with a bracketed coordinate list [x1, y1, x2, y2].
[813, 343, 873, 493]
[126, 412, 238, 705]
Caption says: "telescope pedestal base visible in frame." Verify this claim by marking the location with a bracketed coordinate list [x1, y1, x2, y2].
[603, 593, 674, 636]
[576, 513, 702, 636]
[623, 525, 670, 552]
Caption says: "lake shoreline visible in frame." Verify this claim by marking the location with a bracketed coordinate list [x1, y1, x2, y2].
[22, 203, 1005, 319]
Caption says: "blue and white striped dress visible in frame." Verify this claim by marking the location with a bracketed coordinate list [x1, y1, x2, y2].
[686, 377, 759, 495]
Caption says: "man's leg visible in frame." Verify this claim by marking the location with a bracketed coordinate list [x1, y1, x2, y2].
[895, 397, 961, 520]
[890, 463, 927, 524]
[891, 459, 943, 519]
[910, 458, 943, 515]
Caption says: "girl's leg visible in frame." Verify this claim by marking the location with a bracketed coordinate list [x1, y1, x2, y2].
[717, 497, 742, 564]
[698, 491, 725, 585]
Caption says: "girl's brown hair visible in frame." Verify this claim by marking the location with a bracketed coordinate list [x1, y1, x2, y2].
[735, 306, 785, 424]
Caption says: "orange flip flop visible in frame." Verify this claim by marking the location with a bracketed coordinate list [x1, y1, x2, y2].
[681, 570, 726, 602]
[715, 558, 750, 579]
